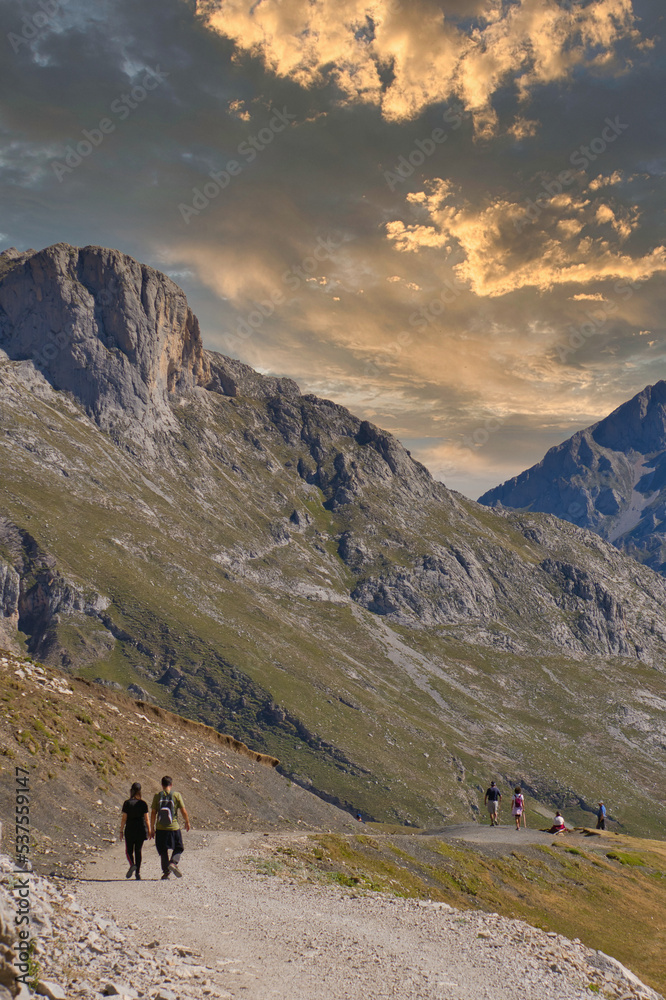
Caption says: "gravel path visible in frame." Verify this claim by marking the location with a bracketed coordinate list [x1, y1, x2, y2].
[68, 831, 661, 1000]
[433, 823, 613, 854]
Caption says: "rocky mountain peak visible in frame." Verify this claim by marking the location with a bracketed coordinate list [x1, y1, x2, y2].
[479, 378, 666, 574]
[0, 243, 210, 442]
[592, 379, 666, 453]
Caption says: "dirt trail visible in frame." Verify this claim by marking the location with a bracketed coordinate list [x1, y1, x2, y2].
[433, 823, 612, 854]
[74, 830, 659, 1000]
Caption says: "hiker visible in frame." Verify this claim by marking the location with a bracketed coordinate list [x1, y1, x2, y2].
[548, 811, 567, 834]
[511, 786, 525, 830]
[484, 781, 502, 826]
[150, 775, 191, 880]
[119, 781, 150, 880]
[596, 801, 606, 830]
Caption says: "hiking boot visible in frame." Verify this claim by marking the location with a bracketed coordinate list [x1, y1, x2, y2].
[135, 872, 142, 880]
[161, 873, 170, 880]
[126, 864, 136, 879]
[168, 862, 183, 878]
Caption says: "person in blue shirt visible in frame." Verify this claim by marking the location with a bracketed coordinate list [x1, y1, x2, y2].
[596, 801, 606, 830]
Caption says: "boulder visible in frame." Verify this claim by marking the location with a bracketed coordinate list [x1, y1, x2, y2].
[35, 982, 67, 1000]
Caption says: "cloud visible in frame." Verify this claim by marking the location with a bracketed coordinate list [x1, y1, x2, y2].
[508, 117, 540, 140]
[199, 0, 644, 126]
[1, 0, 664, 502]
[589, 170, 623, 190]
[384, 178, 666, 296]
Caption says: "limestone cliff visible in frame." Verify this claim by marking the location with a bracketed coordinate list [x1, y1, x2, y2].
[0, 244, 209, 449]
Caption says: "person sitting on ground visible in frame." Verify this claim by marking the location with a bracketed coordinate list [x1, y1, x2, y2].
[511, 786, 524, 830]
[548, 810, 567, 834]
[120, 781, 150, 880]
[484, 781, 502, 826]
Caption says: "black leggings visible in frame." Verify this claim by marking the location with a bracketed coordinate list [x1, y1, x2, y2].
[124, 833, 145, 871]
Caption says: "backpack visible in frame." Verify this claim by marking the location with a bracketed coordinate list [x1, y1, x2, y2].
[514, 794, 523, 812]
[157, 792, 176, 826]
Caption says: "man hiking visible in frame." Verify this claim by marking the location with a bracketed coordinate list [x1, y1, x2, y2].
[484, 780, 502, 826]
[596, 801, 606, 830]
[151, 775, 191, 879]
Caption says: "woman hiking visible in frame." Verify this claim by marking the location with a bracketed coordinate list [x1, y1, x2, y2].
[120, 781, 150, 880]
[511, 786, 525, 830]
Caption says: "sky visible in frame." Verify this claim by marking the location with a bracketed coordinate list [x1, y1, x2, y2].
[1, 0, 665, 499]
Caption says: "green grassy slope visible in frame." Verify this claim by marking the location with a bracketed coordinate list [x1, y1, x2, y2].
[2, 359, 666, 835]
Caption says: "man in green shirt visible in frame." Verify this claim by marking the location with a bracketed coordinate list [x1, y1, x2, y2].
[150, 775, 191, 879]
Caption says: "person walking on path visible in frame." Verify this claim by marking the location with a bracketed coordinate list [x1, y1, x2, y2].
[484, 781, 502, 826]
[151, 775, 191, 880]
[120, 781, 150, 880]
[511, 787, 525, 830]
[596, 801, 606, 830]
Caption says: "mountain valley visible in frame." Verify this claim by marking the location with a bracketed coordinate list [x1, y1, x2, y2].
[1, 243, 666, 834]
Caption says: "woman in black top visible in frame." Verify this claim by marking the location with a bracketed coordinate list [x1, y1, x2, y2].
[120, 781, 150, 880]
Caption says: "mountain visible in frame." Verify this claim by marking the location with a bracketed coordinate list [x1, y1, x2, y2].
[478, 381, 666, 575]
[2, 243, 666, 834]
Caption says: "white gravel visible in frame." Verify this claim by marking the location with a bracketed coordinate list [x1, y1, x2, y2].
[2, 835, 662, 1000]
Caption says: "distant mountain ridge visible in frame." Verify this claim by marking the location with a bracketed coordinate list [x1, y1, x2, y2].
[479, 380, 666, 575]
[2, 243, 666, 834]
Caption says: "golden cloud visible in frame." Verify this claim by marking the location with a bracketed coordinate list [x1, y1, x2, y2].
[199, 0, 642, 124]
[589, 170, 623, 190]
[385, 178, 666, 296]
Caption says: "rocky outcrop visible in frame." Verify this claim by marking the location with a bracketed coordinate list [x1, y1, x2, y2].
[540, 558, 630, 656]
[0, 885, 20, 998]
[479, 380, 666, 575]
[207, 351, 299, 400]
[0, 561, 20, 653]
[0, 244, 210, 447]
[265, 394, 435, 511]
[0, 518, 109, 664]
[352, 546, 497, 626]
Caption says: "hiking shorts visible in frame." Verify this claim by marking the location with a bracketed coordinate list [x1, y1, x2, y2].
[487, 800, 499, 815]
[155, 829, 184, 857]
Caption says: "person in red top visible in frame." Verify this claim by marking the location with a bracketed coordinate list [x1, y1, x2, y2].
[511, 787, 525, 830]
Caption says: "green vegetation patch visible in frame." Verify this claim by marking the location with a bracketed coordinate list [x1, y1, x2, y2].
[605, 851, 646, 867]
